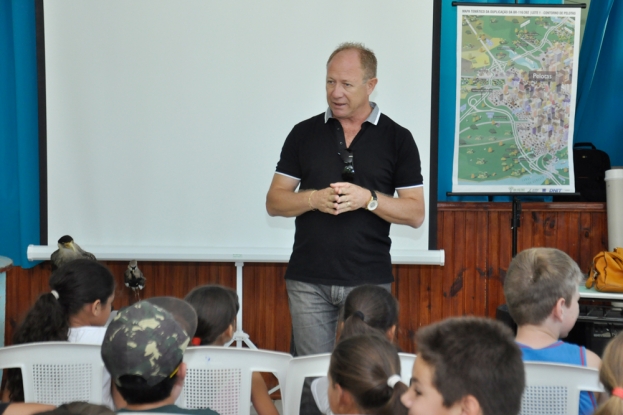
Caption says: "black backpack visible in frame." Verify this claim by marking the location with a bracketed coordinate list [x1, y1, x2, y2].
[556, 142, 611, 202]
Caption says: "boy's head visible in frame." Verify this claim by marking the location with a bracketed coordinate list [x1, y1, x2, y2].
[504, 247, 582, 327]
[401, 317, 525, 415]
[101, 297, 197, 405]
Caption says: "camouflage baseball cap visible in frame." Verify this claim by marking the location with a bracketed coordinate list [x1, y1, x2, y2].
[101, 298, 197, 387]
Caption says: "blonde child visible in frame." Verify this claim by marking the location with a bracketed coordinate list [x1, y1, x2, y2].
[594, 331, 623, 415]
[401, 317, 525, 415]
[184, 285, 279, 415]
[504, 247, 601, 415]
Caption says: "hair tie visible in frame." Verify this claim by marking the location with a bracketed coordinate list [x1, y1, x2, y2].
[612, 387, 623, 399]
[51, 290, 60, 300]
[354, 310, 365, 321]
[191, 337, 202, 346]
[387, 374, 401, 389]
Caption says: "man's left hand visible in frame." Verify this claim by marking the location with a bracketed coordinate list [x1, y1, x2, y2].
[330, 182, 371, 214]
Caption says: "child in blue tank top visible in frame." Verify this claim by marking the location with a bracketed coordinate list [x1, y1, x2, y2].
[504, 248, 601, 415]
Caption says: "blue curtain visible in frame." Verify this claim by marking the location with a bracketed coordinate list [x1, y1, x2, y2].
[574, 0, 623, 166]
[0, 1, 40, 268]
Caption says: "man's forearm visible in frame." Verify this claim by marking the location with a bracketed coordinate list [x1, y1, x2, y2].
[374, 191, 425, 228]
[266, 188, 314, 217]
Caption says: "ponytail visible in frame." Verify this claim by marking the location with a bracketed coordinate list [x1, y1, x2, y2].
[329, 334, 407, 415]
[185, 285, 239, 345]
[594, 393, 623, 415]
[340, 285, 398, 341]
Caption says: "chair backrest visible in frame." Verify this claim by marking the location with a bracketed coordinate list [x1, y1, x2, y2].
[398, 353, 416, 383]
[177, 346, 292, 415]
[0, 342, 104, 405]
[283, 353, 331, 415]
[521, 361, 604, 415]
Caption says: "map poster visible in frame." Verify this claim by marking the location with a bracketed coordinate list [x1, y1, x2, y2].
[452, 6, 582, 194]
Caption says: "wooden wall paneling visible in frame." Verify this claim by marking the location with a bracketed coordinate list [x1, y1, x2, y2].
[393, 265, 416, 354]
[485, 210, 501, 318]
[270, 264, 292, 353]
[487, 208, 511, 318]
[461, 210, 475, 316]
[438, 209, 455, 320]
[520, 207, 534, 253]
[449, 210, 466, 317]
[465, 210, 489, 317]
[498, 209, 513, 315]
[242, 263, 290, 353]
[529, 208, 545, 248]
[421, 208, 442, 324]
[542, 210, 559, 248]
[564, 212, 582, 261]
[590, 211, 608, 267]
[579, 212, 595, 273]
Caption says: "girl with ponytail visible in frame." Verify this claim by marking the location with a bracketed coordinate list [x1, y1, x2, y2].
[6, 259, 116, 406]
[595, 332, 623, 415]
[327, 334, 408, 415]
[312, 284, 401, 414]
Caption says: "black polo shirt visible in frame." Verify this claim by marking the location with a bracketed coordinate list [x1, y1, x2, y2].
[275, 109, 423, 286]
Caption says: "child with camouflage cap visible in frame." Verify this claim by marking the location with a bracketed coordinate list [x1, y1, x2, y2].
[101, 297, 219, 414]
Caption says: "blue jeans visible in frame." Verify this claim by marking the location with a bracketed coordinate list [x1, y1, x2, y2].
[286, 279, 392, 356]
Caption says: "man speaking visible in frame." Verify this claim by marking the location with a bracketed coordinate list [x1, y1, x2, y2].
[266, 42, 425, 358]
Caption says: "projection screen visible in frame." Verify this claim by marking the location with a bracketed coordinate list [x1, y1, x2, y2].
[32, 0, 441, 264]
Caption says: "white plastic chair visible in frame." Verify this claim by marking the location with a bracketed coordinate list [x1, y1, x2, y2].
[176, 346, 292, 415]
[521, 361, 604, 415]
[0, 342, 105, 405]
[283, 353, 331, 415]
[398, 352, 416, 383]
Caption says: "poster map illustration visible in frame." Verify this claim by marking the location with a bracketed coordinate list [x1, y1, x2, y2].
[453, 6, 581, 194]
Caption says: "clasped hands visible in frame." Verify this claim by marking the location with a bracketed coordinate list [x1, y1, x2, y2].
[309, 182, 371, 215]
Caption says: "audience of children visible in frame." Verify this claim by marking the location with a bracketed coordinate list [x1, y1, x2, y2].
[7, 246, 622, 415]
[5, 259, 116, 408]
[327, 334, 407, 415]
[401, 316, 525, 415]
[101, 297, 219, 415]
[311, 284, 399, 414]
[504, 247, 601, 415]
[595, 331, 623, 415]
[184, 285, 278, 415]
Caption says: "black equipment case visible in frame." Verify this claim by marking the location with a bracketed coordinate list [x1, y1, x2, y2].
[555, 142, 611, 202]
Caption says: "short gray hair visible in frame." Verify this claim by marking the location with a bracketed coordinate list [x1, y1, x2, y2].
[327, 42, 377, 81]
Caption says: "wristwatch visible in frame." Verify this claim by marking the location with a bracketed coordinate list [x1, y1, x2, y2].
[366, 189, 378, 211]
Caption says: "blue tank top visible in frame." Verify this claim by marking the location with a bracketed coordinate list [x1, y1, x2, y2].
[518, 341, 597, 415]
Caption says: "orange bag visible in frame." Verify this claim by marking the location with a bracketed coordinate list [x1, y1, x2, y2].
[586, 247, 623, 292]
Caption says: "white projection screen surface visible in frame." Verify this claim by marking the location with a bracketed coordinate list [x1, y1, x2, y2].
[39, 0, 437, 262]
